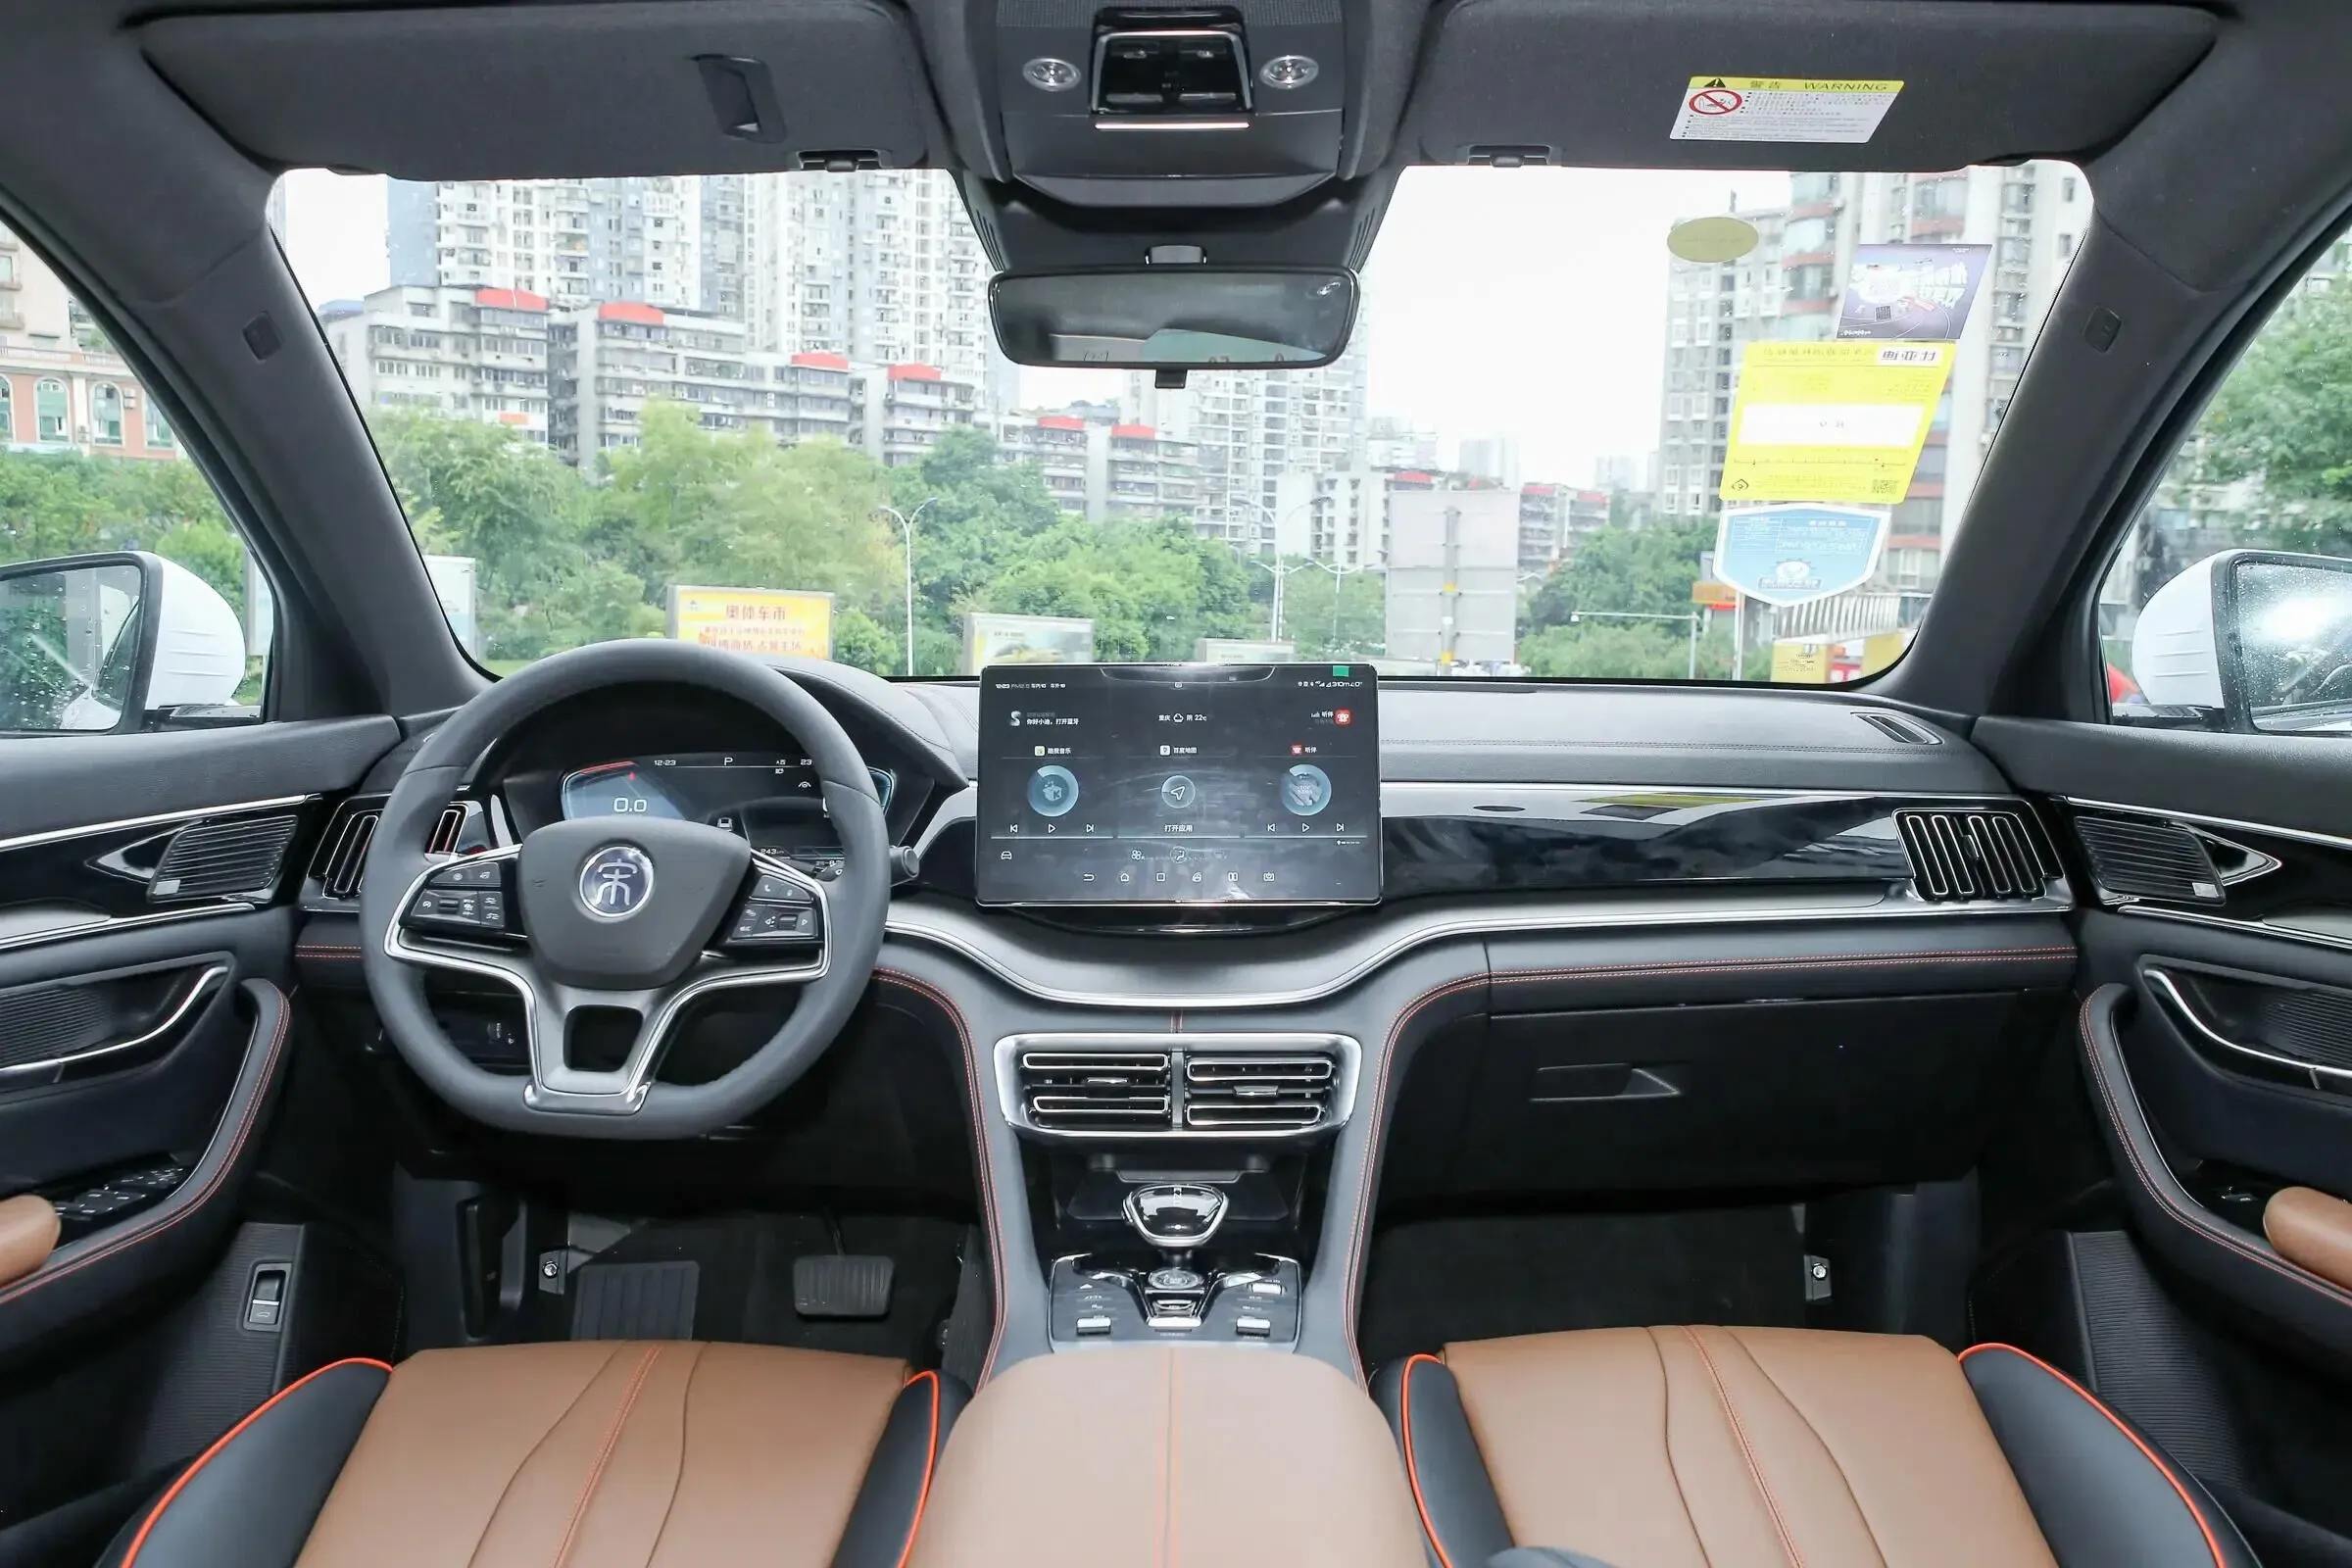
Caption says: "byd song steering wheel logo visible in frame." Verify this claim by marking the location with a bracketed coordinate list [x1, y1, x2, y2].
[578, 845, 655, 919]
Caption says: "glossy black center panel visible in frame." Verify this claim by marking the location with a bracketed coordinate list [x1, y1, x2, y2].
[975, 662, 1380, 906]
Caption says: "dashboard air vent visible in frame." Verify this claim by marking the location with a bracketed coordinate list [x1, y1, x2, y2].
[1016, 1052, 1172, 1133]
[1855, 711, 1942, 745]
[313, 800, 466, 900]
[150, 814, 300, 901]
[1896, 808, 2050, 903]
[2074, 816, 2225, 904]
[1184, 1054, 1337, 1131]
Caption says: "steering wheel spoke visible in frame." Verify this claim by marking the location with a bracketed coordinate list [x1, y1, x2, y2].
[383, 831, 841, 1121]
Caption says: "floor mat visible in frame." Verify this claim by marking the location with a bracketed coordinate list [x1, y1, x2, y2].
[1357, 1205, 1806, 1367]
[571, 1260, 700, 1340]
[537, 1211, 963, 1366]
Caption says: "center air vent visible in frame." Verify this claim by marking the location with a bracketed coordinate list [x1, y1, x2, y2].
[311, 798, 469, 901]
[1184, 1054, 1335, 1130]
[1895, 808, 2051, 903]
[1016, 1051, 1173, 1132]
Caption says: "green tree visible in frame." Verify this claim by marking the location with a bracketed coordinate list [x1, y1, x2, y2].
[0, 449, 250, 616]
[1526, 520, 1713, 630]
[2189, 286, 2352, 557]
[1278, 566, 1386, 659]
[893, 426, 1066, 668]
[1520, 616, 1733, 680]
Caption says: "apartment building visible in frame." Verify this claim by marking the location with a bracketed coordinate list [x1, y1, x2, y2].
[744, 171, 1007, 407]
[994, 407, 1203, 522]
[1655, 165, 2087, 589]
[388, 177, 703, 311]
[1655, 202, 1788, 523]
[545, 300, 972, 466]
[0, 223, 182, 460]
[1125, 341, 1371, 551]
[320, 285, 554, 440]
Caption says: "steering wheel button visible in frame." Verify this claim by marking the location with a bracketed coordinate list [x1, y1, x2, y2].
[751, 873, 816, 905]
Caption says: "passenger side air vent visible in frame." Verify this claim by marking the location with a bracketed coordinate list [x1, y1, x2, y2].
[311, 799, 466, 901]
[2074, 816, 2226, 904]
[1016, 1052, 1173, 1132]
[1895, 808, 2051, 903]
[149, 814, 300, 902]
[1184, 1054, 1336, 1131]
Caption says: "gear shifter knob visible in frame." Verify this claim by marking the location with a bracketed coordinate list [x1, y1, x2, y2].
[1123, 1183, 1227, 1256]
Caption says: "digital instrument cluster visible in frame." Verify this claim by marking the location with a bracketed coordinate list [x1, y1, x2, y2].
[974, 663, 1381, 906]
[559, 753, 895, 877]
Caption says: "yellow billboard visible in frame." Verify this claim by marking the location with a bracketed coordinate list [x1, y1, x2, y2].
[666, 585, 834, 659]
[1719, 342, 1954, 506]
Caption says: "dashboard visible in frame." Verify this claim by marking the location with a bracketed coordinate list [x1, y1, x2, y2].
[559, 753, 897, 878]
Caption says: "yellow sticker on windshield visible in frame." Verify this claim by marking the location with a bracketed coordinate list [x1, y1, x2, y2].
[1672, 77, 1903, 143]
[1718, 342, 1954, 506]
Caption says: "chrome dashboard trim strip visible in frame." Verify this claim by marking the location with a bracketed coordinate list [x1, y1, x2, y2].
[0, 794, 318, 856]
[2119, 902, 2352, 958]
[0, 903, 262, 957]
[885, 885, 2073, 1009]
[994, 1031, 1361, 1139]
[2057, 796, 2352, 857]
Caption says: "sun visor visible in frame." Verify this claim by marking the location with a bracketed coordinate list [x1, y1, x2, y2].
[139, 0, 945, 177]
[1398, 0, 2214, 170]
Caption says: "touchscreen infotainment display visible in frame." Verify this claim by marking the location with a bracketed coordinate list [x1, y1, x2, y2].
[975, 663, 1380, 906]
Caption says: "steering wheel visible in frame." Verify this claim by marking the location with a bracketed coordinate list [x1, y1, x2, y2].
[357, 640, 890, 1140]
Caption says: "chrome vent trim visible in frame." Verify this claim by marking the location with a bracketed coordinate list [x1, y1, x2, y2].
[1895, 808, 2051, 904]
[997, 1033, 1361, 1139]
[1184, 1054, 1336, 1130]
[312, 798, 467, 902]
[1854, 711, 1942, 745]
[1016, 1051, 1173, 1132]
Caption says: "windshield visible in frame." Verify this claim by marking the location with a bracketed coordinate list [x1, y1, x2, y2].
[274, 163, 2080, 681]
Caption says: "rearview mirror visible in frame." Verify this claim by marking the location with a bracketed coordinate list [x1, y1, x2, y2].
[0, 551, 246, 734]
[2132, 549, 2352, 733]
[989, 267, 1357, 369]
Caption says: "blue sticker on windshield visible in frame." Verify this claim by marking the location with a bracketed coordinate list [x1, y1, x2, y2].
[1713, 504, 1890, 608]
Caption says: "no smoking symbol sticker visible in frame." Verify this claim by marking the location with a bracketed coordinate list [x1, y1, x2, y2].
[1689, 86, 1743, 115]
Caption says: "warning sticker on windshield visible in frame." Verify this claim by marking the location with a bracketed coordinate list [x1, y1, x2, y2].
[1670, 77, 1902, 144]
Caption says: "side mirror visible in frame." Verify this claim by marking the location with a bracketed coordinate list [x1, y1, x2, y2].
[2132, 549, 2352, 733]
[0, 551, 246, 734]
[990, 266, 1358, 369]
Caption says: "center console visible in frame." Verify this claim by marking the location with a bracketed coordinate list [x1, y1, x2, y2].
[992, 1024, 1357, 1351]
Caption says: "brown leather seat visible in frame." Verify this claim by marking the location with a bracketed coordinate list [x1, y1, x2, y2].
[100, 1341, 963, 1568]
[1376, 1325, 2261, 1568]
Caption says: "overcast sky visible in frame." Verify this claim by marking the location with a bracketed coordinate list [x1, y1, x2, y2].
[281, 167, 1788, 487]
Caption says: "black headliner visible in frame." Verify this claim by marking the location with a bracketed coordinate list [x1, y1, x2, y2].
[2, 0, 2347, 735]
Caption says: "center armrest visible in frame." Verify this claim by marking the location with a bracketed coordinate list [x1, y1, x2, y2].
[908, 1347, 1426, 1567]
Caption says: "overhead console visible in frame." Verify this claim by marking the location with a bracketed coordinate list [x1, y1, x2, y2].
[995, 0, 1348, 206]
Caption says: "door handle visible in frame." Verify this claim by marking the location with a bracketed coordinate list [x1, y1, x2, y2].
[2144, 967, 2352, 1093]
[0, 963, 228, 1087]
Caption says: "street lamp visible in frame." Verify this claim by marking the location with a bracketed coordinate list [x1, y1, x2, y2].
[1237, 497, 1322, 642]
[1567, 607, 1706, 679]
[873, 497, 938, 677]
